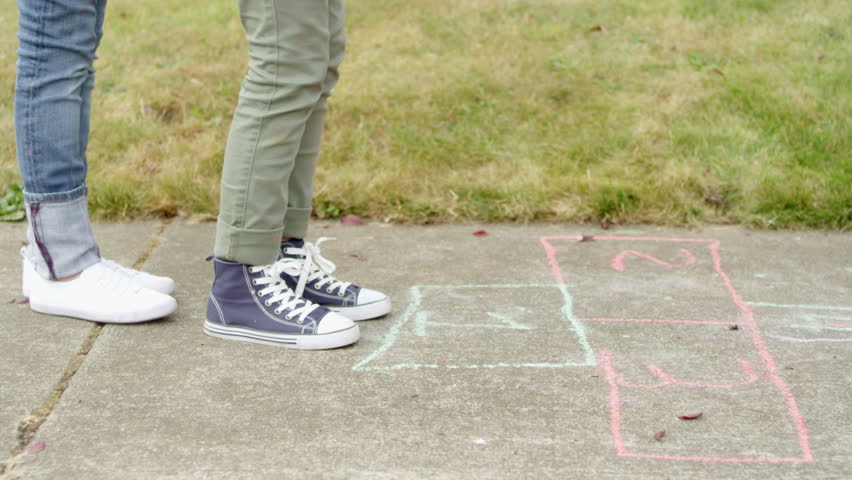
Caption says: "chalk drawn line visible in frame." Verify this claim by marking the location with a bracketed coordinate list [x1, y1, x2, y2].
[749, 307, 852, 342]
[607, 355, 759, 389]
[825, 322, 852, 328]
[768, 334, 852, 343]
[746, 302, 852, 312]
[352, 284, 595, 372]
[414, 307, 533, 337]
[611, 248, 696, 272]
[580, 318, 741, 327]
[540, 236, 717, 285]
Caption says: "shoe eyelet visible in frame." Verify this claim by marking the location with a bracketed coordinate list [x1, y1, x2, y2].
[326, 287, 334, 293]
[274, 308, 283, 315]
[338, 291, 345, 297]
[285, 314, 293, 320]
[265, 300, 272, 306]
[252, 279, 259, 285]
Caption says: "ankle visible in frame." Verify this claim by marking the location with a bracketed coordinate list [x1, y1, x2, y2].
[57, 272, 81, 282]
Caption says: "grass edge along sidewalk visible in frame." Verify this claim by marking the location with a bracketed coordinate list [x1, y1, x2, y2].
[0, 0, 848, 229]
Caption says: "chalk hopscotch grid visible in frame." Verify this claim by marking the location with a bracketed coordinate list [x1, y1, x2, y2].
[353, 234, 828, 463]
[352, 284, 596, 371]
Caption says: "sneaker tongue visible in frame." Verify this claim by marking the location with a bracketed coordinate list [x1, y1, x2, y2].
[280, 238, 305, 258]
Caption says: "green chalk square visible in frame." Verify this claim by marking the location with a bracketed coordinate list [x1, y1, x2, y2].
[353, 284, 595, 371]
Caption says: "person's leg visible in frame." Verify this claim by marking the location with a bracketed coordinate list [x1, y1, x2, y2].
[280, 0, 344, 238]
[15, 0, 176, 322]
[276, 0, 390, 322]
[16, 0, 105, 281]
[207, 0, 357, 348]
[278, 100, 326, 239]
[215, 0, 333, 266]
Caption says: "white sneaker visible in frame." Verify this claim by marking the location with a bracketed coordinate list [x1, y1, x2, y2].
[26, 260, 177, 324]
[21, 249, 175, 297]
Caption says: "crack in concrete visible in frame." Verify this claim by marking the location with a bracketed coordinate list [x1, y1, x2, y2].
[0, 220, 173, 478]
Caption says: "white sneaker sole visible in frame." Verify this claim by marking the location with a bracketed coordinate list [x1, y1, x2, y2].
[29, 296, 177, 324]
[329, 297, 391, 321]
[203, 320, 360, 350]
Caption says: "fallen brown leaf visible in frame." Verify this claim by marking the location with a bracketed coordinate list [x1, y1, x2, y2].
[341, 215, 363, 226]
[678, 413, 703, 420]
[346, 252, 368, 261]
[28, 441, 46, 454]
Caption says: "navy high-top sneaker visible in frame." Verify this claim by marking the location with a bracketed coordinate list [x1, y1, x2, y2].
[205, 257, 359, 349]
[278, 238, 391, 321]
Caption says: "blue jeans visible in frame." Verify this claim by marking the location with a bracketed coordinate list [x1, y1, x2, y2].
[15, 0, 107, 280]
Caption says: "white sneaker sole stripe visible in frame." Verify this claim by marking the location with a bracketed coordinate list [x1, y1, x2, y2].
[203, 320, 359, 350]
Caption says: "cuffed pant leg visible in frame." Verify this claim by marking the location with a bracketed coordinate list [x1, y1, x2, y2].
[24, 188, 99, 280]
[215, 0, 331, 266]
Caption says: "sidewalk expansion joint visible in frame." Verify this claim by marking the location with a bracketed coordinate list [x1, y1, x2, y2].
[132, 218, 173, 270]
[1, 219, 173, 477]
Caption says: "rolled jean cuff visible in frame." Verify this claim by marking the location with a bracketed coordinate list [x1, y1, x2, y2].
[25, 193, 99, 281]
[282, 207, 311, 239]
[214, 217, 283, 266]
[23, 184, 88, 203]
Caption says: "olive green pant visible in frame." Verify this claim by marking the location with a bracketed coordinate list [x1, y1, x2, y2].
[215, 0, 345, 265]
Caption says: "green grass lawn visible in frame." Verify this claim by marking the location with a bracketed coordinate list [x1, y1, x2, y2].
[1, 0, 849, 228]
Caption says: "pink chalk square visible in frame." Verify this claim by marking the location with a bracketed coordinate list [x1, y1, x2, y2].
[542, 236, 742, 323]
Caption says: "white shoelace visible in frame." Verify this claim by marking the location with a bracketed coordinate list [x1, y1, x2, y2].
[250, 261, 319, 323]
[278, 237, 351, 298]
[90, 261, 145, 295]
[101, 259, 145, 280]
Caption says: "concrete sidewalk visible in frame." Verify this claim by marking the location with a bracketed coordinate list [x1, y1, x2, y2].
[0, 221, 849, 479]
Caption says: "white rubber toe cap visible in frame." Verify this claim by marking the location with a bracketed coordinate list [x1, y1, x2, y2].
[328, 288, 391, 321]
[357, 287, 389, 305]
[137, 272, 176, 295]
[317, 310, 357, 335]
